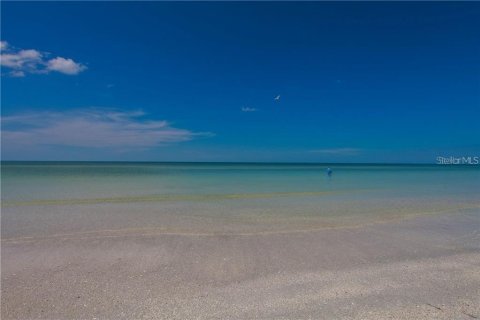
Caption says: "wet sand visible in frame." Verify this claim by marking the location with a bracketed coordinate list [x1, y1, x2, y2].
[2, 209, 479, 319]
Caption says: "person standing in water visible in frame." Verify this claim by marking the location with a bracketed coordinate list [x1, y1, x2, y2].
[327, 167, 333, 177]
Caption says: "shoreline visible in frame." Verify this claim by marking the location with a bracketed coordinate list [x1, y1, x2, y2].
[2, 206, 479, 245]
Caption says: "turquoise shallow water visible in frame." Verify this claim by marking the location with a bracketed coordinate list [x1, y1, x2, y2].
[1, 162, 479, 237]
[2, 162, 479, 204]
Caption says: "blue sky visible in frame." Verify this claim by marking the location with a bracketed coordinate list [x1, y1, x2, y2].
[1, 2, 479, 163]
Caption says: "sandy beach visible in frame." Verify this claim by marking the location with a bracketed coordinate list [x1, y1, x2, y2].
[2, 207, 479, 319]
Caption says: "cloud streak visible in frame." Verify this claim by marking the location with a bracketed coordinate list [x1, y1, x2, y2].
[2, 109, 210, 151]
[0, 41, 86, 76]
[310, 148, 361, 155]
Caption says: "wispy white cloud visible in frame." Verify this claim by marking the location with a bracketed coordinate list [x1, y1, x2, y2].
[46, 57, 87, 75]
[0, 48, 43, 72]
[2, 109, 211, 151]
[241, 107, 257, 112]
[0, 41, 86, 76]
[310, 148, 361, 155]
[9, 70, 26, 78]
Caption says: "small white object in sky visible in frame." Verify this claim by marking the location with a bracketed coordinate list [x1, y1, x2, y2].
[241, 107, 257, 112]
[274, 95, 280, 101]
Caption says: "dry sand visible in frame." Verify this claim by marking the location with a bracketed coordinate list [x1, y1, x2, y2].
[2, 209, 479, 319]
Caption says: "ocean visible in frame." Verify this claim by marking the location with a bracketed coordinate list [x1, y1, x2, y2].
[2, 162, 479, 237]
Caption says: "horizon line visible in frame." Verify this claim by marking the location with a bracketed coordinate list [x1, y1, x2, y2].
[0, 160, 462, 166]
